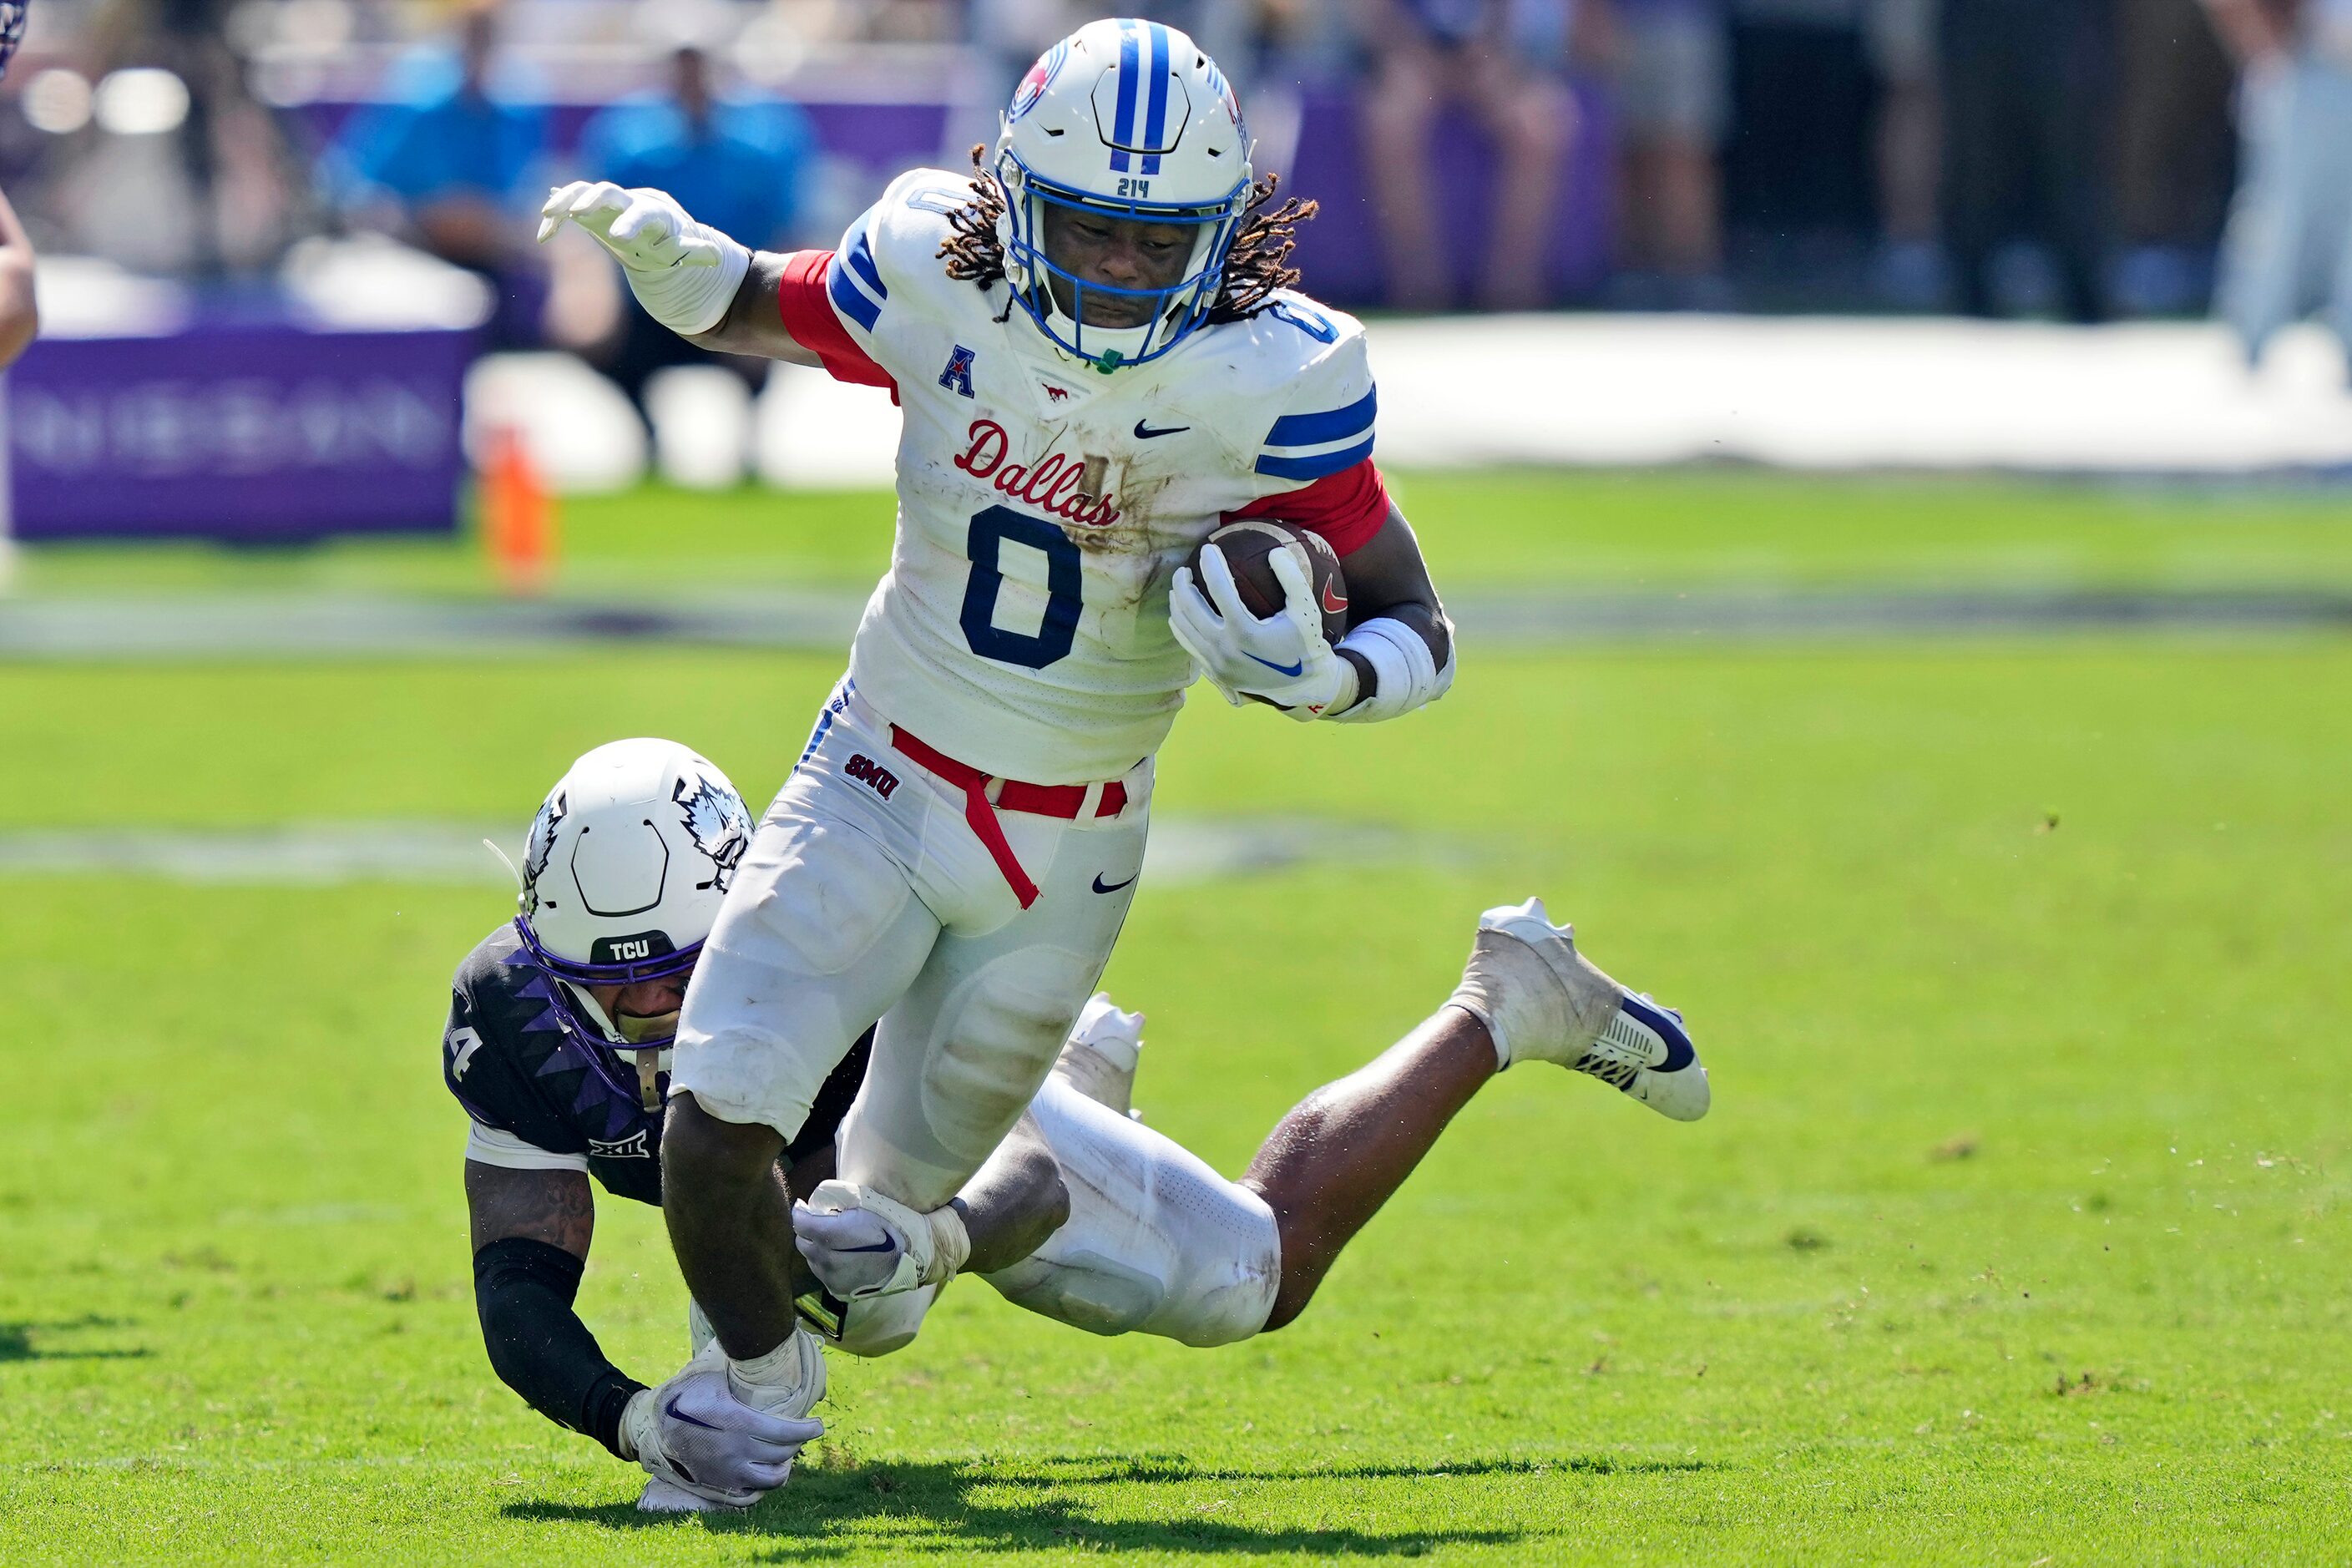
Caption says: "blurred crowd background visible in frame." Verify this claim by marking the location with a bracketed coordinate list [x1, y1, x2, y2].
[3, 0, 2349, 510]
[12, 0, 2351, 314]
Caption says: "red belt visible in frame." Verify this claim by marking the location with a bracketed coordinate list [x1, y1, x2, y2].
[888, 726, 1127, 909]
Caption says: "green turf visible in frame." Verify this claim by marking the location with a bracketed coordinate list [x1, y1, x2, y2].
[13, 468, 2352, 598]
[5, 624, 2352, 1561]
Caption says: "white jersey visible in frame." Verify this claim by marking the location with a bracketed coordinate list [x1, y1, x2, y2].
[780, 167, 1391, 784]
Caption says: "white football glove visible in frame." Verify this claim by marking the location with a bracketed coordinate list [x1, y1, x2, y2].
[792, 1179, 970, 1301]
[536, 180, 749, 337]
[1169, 545, 1353, 720]
[618, 1342, 823, 1510]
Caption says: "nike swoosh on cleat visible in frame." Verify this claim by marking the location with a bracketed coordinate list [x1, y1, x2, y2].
[665, 1397, 723, 1432]
[1618, 994, 1696, 1073]
[1247, 653, 1305, 678]
[1092, 873, 1137, 894]
[1132, 419, 1190, 439]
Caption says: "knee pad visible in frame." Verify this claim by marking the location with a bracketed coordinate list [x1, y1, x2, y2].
[981, 1079, 1280, 1348]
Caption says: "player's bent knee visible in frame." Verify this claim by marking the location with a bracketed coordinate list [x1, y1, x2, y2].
[980, 1081, 1282, 1348]
[661, 1090, 785, 1186]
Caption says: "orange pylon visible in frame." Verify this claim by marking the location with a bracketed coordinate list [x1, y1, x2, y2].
[480, 424, 557, 595]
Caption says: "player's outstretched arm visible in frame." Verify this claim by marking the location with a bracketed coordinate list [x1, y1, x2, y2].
[687, 249, 821, 365]
[465, 1161, 649, 1457]
[536, 180, 818, 367]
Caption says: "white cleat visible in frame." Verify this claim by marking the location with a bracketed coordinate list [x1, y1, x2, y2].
[1050, 991, 1145, 1116]
[635, 1477, 744, 1515]
[1448, 897, 1710, 1122]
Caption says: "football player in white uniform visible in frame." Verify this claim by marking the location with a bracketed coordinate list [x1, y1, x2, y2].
[534, 18, 1697, 1459]
[450, 740, 1706, 1514]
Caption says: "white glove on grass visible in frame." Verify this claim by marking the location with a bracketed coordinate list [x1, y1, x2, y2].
[618, 1343, 822, 1509]
[1169, 547, 1352, 720]
[536, 180, 749, 337]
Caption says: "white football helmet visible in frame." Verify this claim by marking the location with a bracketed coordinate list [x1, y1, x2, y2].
[512, 738, 752, 1054]
[992, 18, 1253, 371]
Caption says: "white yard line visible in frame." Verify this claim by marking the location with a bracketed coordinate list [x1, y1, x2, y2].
[0, 817, 1458, 889]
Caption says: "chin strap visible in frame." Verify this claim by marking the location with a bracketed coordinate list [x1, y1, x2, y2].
[635, 1049, 662, 1112]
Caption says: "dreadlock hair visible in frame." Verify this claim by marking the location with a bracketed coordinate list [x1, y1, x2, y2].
[935, 145, 1319, 326]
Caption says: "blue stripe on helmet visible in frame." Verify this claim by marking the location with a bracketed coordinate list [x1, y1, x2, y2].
[1111, 22, 1141, 173]
[1254, 435, 1376, 482]
[827, 254, 882, 331]
[1141, 23, 1171, 175]
[1264, 387, 1378, 450]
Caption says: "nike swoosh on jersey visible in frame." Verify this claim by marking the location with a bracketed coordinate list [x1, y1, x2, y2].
[1247, 654, 1305, 678]
[1132, 420, 1190, 439]
[665, 1397, 723, 1432]
[1091, 872, 1137, 894]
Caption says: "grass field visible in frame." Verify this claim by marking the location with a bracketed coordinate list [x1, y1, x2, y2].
[4, 471, 2351, 1564]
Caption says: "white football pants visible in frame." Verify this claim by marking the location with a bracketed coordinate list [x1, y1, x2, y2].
[830, 1075, 1282, 1357]
[673, 680, 1151, 1211]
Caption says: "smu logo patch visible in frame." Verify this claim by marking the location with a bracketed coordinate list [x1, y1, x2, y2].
[938, 345, 977, 399]
[845, 753, 900, 800]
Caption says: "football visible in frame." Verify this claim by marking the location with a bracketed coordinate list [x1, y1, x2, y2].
[1187, 519, 1350, 645]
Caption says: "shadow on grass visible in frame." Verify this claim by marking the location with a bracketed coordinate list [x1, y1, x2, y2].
[0, 1317, 150, 1363]
[508, 1451, 1707, 1556]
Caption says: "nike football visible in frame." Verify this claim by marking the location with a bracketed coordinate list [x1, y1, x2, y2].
[1189, 519, 1349, 645]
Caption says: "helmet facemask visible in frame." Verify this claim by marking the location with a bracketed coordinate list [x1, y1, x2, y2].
[993, 149, 1246, 372]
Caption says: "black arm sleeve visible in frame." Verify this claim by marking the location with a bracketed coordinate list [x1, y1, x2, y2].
[472, 1236, 647, 1459]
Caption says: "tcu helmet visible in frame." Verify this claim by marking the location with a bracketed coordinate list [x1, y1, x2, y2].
[512, 738, 751, 1053]
[993, 18, 1253, 370]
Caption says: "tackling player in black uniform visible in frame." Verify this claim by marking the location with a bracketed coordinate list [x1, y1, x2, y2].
[451, 738, 1709, 1512]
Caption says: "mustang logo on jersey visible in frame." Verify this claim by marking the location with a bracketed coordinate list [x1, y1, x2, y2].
[673, 772, 751, 892]
[954, 418, 1120, 527]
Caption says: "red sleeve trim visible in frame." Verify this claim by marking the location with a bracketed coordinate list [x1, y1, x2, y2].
[776, 250, 898, 395]
[1229, 458, 1392, 556]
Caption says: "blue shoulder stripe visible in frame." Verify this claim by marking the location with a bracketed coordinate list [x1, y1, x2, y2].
[827, 254, 882, 331]
[1264, 387, 1377, 450]
[844, 225, 888, 301]
[1255, 434, 1374, 482]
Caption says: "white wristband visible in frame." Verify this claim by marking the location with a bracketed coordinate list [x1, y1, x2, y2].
[1329, 615, 1454, 724]
[625, 227, 751, 338]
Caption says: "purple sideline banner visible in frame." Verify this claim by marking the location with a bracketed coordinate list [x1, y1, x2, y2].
[9, 323, 471, 542]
